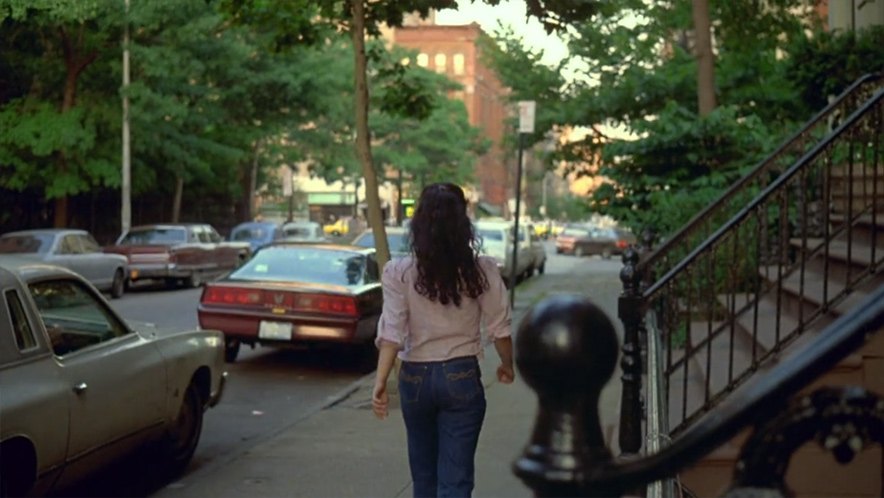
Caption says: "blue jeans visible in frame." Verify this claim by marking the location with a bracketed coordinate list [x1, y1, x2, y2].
[399, 356, 487, 498]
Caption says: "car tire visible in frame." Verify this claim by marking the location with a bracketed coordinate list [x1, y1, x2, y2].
[160, 382, 203, 476]
[224, 337, 241, 363]
[110, 269, 125, 299]
[185, 272, 202, 289]
[0, 440, 35, 498]
[574, 247, 585, 257]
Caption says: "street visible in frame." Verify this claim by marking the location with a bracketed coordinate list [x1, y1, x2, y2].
[52, 241, 622, 497]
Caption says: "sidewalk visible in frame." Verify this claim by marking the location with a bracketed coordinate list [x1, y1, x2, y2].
[158, 261, 625, 498]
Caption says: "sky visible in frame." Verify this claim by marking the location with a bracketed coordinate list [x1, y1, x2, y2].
[434, 0, 568, 65]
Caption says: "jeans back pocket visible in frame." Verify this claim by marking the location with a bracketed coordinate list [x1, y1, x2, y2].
[443, 360, 482, 401]
[398, 363, 425, 404]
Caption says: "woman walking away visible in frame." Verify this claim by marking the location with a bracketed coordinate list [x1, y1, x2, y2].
[372, 182, 515, 498]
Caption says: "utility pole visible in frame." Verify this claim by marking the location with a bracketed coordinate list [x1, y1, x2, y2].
[121, 0, 131, 235]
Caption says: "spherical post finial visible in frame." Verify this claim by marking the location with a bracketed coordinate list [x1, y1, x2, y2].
[513, 295, 620, 496]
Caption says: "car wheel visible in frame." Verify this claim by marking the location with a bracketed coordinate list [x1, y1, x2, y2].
[160, 382, 203, 475]
[224, 337, 241, 363]
[110, 269, 125, 299]
[0, 440, 36, 498]
[602, 248, 612, 259]
[332, 230, 341, 237]
[185, 272, 202, 288]
[574, 247, 585, 257]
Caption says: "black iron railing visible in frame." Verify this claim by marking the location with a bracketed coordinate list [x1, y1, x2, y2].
[610, 76, 884, 456]
[512, 282, 884, 497]
[641, 84, 883, 435]
[636, 73, 883, 288]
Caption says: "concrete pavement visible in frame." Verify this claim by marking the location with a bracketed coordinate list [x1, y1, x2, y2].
[157, 258, 625, 498]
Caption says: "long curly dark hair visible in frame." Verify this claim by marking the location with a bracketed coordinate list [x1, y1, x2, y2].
[409, 183, 488, 306]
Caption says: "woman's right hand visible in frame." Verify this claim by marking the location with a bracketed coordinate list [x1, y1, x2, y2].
[496, 364, 515, 384]
[372, 381, 389, 419]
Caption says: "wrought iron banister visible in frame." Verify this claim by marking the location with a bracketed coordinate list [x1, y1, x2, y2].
[621, 84, 884, 440]
[637, 72, 883, 280]
[513, 284, 884, 497]
[645, 88, 883, 301]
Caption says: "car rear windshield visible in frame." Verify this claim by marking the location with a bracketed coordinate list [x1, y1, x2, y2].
[0, 234, 52, 254]
[477, 229, 504, 241]
[354, 233, 410, 254]
[119, 228, 187, 245]
[283, 225, 320, 238]
[230, 246, 368, 286]
[232, 227, 270, 241]
[562, 228, 590, 237]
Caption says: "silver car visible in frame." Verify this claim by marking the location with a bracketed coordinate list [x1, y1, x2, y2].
[0, 229, 128, 298]
[0, 259, 227, 496]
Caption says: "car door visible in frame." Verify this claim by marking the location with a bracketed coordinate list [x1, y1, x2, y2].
[0, 284, 70, 486]
[28, 278, 166, 462]
[74, 233, 113, 287]
[206, 225, 235, 270]
[175, 226, 208, 273]
[47, 234, 94, 281]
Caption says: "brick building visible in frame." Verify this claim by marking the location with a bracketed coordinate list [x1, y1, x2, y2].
[391, 22, 511, 212]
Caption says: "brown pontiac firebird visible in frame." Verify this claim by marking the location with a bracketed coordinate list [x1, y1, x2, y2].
[197, 242, 383, 362]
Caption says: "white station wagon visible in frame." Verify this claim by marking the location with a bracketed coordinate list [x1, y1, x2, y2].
[0, 258, 227, 496]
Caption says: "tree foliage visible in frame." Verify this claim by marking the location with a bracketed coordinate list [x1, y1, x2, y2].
[482, 0, 840, 235]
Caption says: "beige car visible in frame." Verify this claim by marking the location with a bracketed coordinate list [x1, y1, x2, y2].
[475, 220, 533, 287]
[0, 258, 227, 496]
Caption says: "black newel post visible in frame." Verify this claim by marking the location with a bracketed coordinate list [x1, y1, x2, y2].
[618, 246, 643, 456]
[513, 295, 620, 497]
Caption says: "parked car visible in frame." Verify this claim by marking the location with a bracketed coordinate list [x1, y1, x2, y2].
[475, 220, 532, 287]
[197, 243, 383, 362]
[322, 217, 351, 237]
[104, 223, 251, 289]
[281, 221, 326, 242]
[350, 227, 410, 259]
[0, 258, 227, 497]
[521, 223, 547, 276]
[555, 226, 636, 258]
[229, 221, 284, 252]
[0, 229, 129, 298]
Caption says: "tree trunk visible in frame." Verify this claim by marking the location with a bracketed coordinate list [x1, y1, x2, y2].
[692, 0, 716, 116]
[350, 0, 390, 267]
[54, 26, 98, 227]
[172, 175, 184, 222]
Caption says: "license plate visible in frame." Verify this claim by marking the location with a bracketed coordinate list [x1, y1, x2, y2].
[258, 321, 293, 340]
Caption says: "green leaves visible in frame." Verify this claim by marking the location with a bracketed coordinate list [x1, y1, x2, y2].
[483, 0, 840, 235]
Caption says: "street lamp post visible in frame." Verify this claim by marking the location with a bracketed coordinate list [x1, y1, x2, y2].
[121, 0, 131, 235]
[510, 101, 535, 308]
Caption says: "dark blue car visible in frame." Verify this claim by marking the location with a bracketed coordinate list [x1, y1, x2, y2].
[229, 221, 283, 253]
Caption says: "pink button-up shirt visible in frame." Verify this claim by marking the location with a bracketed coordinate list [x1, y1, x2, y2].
[375, 255, 512, 362]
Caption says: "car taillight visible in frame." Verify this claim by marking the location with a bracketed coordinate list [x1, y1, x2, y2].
[294, 293, 358, 316]
[616, 240, 629, 249]
[201, 286, 263, 305]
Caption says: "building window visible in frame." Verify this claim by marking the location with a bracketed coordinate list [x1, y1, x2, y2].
[453, 53, 465, 75]
[417, 53, 428, 67]
[434, 53, 447, 73]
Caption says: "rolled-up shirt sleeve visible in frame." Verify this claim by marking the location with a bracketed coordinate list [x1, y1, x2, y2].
[375, 261, 408, 349]
[478, 256, 512, 341]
